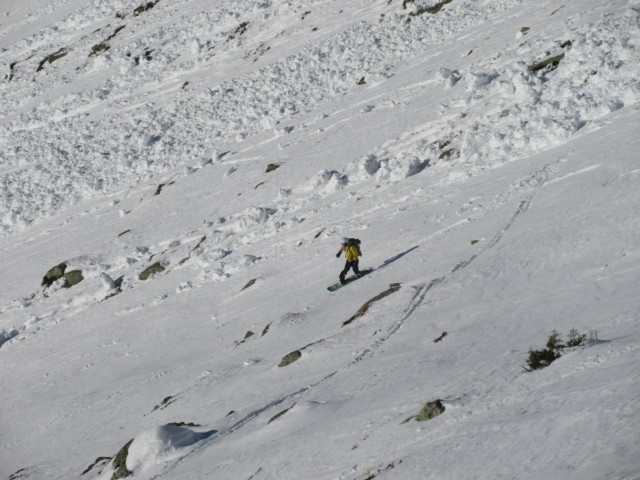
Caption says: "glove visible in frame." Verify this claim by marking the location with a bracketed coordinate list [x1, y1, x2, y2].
[336, 253, 340, 258]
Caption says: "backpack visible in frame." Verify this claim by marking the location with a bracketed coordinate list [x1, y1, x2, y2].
[348, 238, 362, 256]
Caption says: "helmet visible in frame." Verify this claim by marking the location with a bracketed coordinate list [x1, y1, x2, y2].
[341, 237, 349, 245]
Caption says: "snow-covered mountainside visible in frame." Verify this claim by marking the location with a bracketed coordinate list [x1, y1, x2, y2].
[1, 0, 639, 479]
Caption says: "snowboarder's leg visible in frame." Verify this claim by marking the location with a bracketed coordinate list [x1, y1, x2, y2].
[339, 261, 352, 284]
[353, 260, 361, 277]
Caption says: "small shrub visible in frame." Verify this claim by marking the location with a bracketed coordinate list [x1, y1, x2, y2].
[525, 329, 587, 371]
[266, 163, 280, 173]
[566, 328, 587, 347]
[357, 76, 366, 85]
[526, 345, 560, 371]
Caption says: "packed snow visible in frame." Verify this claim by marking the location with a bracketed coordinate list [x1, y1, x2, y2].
[1, 0, 639, 479]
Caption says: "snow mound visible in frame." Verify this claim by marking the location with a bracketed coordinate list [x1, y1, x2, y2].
[125, 425, 213, 474]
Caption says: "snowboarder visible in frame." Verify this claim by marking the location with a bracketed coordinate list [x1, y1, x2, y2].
[336, 237, 362, 285]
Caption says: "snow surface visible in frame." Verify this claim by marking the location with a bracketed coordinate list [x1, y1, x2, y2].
[1, 0, 639, 479]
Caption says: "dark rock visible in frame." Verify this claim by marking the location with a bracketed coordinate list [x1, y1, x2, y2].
[139, 262, 165, 280]
[416, 400, 445, 421]
[278, 350, 302, 367]
[111, 439, 134, 479]
[42, 262, 67, 287]
[63, 270, 84, 288]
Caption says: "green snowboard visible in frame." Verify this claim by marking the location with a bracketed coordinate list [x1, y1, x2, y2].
[327, 269, 372, 292]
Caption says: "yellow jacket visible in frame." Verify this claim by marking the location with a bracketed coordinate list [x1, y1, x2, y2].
[338, 244, 359, 262]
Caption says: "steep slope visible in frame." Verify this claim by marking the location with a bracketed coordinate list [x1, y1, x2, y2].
[1, 0, 639, 479]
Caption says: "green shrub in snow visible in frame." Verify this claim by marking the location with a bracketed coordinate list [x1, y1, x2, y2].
[566, 328, 587, 347]
[525, 329, 587, 371]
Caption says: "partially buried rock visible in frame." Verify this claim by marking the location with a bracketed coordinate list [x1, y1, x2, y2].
[63, 270, 84, 288]
[278, 350, 302, 367]
[139, 262, 166, 281]
[111, 439, 134, 479]
[42, 262, 67, 287]
[416, 400, 445, 422]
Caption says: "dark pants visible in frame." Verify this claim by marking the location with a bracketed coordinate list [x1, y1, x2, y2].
[340, 260, 360, 282]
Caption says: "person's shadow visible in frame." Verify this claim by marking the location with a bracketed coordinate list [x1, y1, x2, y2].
[377, 246, 419, 270]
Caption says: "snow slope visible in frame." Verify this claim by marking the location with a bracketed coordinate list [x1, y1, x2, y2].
[1, 0, 639, 479]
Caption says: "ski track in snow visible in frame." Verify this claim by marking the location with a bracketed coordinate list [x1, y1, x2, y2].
[352, 160, 554, 364]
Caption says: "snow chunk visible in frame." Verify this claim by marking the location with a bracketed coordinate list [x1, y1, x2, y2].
[375, 153, 429, 183]
[302, 169, 348, 194]
[126, 425, 213, 474]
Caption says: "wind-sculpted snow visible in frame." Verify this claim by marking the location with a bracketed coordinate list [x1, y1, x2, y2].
[8, 0, 637, 234]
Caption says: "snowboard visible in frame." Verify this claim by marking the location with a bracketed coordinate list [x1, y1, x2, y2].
[327, 269, 372, 292]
